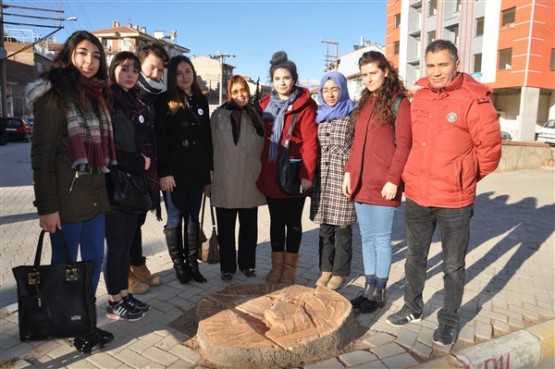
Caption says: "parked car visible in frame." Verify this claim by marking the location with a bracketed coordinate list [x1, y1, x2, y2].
[536, 119, 555, 146]
[0, 117, 33, 142]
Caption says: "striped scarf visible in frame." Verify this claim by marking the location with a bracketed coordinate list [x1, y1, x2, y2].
[66, 80, 116, 173]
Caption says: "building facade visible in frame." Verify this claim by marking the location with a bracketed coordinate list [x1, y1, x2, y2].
[386, 0, 555, 140]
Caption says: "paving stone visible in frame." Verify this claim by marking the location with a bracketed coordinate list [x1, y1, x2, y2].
[492, 319, 511, 336]
[509, 304, 540, 321]
[305, 357, 344, 369]
[396, 327, 418, 349]
[508, 316, 526, 330]
[475, 320, 493, 340]
[87, 352, 126, 368]
[362, 332, 396, 347]
[167, 343, 200, 364]
[143, 346, 179, 366]
[371, 342, 406, 360]
[458, 322, 476, 343]
[339, 350, 378, 367]
[382, 352, 420, 368]
[412, 340, 433, 359]
[524, 303, 555, 319]
[416, 327, 434, 346]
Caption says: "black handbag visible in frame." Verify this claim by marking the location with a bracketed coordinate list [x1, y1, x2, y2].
[276, 113, 303, 196]
[12, 230, 97, 341]
[106, 167, 152, 213]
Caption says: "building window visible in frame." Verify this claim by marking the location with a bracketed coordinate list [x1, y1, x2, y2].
[445, 24, 459, 45]
[427, 30, 436, 45]
[551, 49, 555, 70]
[456, 0, 462, 12]
[476, 17, 484, 36]
[498, 48, 512, 70]
[395, 13, 401, 28]
[473, 53, 482, 72]
[429, 0, 437, 17]
[394, 41, 400, 55]
[502, 7, 516, 27]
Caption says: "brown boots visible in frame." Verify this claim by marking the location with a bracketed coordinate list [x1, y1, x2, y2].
[265, 251, 299, 284]
[129, 262, 161, 294]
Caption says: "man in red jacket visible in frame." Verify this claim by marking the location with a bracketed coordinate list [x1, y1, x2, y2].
[386, 40, 502, 346]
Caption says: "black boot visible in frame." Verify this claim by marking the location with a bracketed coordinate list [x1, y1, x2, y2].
[358, 286, 387, 314]
[350, 283, 375, 309]
[165, 226, 192, 284]
[187, 223, 207, 283]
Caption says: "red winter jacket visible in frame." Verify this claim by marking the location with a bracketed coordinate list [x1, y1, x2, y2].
[402, 73, 502, 208]
[256, 87, 318, 198]
[344, 94, 412, 207]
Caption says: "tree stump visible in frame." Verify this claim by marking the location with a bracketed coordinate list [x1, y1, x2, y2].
[195, 284, 356, 369]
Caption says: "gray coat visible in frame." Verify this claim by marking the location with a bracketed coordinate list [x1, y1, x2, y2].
[310, 116, 356, 226]
[210, 106, 266, 209]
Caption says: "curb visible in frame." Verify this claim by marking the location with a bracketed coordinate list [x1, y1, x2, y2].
[410, 319, 555, 369]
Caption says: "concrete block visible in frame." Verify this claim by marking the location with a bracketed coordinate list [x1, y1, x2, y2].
[362, 332, 396, 347]
[371, 342, 406, 359]
[526, 320, 555, 363]
[383, 352, 420, 368]
[339, 350, 378, 367]
[305, 357, 344, 369]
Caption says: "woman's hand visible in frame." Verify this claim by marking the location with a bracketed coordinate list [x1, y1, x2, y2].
[142, 154, 151, 170]
[160, 176, 176, 192]
[342, 172, 352, 198]
[301, 178, 312, 193]
[381, 182, 398, 201]
[203, 184, 212, 197]
[39, 212, 61, 233]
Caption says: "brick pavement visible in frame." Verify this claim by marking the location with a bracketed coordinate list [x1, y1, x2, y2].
[1, 142, 554, 368]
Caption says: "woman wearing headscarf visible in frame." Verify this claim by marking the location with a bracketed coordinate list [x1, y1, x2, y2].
[310, 71, 357, 290]
[257, 51, 318, 285]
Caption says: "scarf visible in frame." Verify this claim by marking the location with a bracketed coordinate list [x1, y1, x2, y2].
[263, 88, 298, 162]
[224, 101, 264, 145]
[316, 71, 357, 123]
[66, 76, 116, 173]
[110, 83, 162, 220]
[136, 73, 166, 104]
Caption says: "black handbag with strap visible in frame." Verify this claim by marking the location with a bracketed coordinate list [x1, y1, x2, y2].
[276, 113, 304, 196]
[105, 167, 152, 214]
[12, 230, 97, 341]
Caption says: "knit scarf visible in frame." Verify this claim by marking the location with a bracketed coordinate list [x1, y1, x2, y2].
[136, 73, 165, 104]
[224, 101, 264, 145]
[263, 88, 298, 162]
[66, 76, 116, 173]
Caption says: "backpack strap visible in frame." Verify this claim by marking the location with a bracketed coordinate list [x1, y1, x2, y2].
[391, 94, 405, 146]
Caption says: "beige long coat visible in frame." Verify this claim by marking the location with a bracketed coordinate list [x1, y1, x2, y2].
[210, 105, 266, 209]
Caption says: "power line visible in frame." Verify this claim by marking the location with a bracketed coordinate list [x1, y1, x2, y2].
[321, 39, 339, 72]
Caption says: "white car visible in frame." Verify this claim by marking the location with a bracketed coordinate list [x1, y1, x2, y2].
[536, 119, 555, 146]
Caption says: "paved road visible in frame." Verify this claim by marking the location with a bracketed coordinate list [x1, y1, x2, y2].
[1, 141, 554, 368]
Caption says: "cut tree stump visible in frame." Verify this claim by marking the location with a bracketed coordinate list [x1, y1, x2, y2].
[194, 284, 357, 369]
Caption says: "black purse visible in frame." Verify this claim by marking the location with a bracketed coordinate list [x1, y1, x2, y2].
[12, 230, 97, 341]
[276, 113, 303, 196]
[106, 167, 152, 213]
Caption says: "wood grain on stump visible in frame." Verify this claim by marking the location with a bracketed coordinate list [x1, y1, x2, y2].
[195, 284, 356, 369]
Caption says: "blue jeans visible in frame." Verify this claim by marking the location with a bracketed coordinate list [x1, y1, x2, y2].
[49, 213, 105, 294]
[171, 186, 204, 226]
[163, 191, 183, 228]
[355, 203, 397, 280]
[404, 198, 473, 328]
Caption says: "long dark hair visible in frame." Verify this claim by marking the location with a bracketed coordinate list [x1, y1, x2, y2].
[108, 51, 140, 83]
[166, 55, 203, 114]
[44, 30, 109, 111]
[353, 51, 406, 126]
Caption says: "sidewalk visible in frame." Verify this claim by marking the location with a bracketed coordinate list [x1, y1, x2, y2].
[1, 142, 554, 368]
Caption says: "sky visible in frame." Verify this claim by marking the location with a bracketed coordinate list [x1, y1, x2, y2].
[6, 1, 387, 86]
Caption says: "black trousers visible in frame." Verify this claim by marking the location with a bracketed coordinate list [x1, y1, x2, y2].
[319, 223, 353, 276]
[216, 207, 258, 273]
[105, 211, 139, 295]
[129, 212, 147, 266]
[266, 196, 306, 253]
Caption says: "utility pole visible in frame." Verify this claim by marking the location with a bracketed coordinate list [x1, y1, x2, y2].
[1, 0, 8, 117]
[209, 51, 235, 106]
[321, 39, 339, 72]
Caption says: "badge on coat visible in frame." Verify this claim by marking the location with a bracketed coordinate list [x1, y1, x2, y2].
[198, 108, 204, 116]
[446, 112, 458, 123]
[138, 115, 145, 124]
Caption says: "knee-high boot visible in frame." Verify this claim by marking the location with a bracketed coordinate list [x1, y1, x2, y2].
[187, 223, 207, 283]
[164, 225, 192, 284]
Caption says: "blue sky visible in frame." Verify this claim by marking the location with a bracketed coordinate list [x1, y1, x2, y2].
[9, 1, 387, 85]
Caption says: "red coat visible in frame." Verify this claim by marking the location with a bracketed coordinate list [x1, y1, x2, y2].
[402, 73, 502, 208]
[344, 94, 412, 207]
[256, 87, 318, 198]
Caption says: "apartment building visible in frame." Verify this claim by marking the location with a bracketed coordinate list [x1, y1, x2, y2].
[386, 0, 555, 141]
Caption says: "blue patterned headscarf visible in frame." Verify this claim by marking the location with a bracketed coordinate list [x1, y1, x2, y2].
[316, 71, 356, 124]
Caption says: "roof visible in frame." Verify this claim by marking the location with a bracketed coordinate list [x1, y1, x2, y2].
[337, 44, 385, 79]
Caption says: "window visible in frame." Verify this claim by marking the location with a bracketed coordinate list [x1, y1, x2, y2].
[445, 25, 459, 45]
[473, 53, 482, 73]
[551, 49, 555, 70]
[395, 13, 401, 28]
[394, 41, 400, 55]
[427, 30, 436, 45]
[429, 0, 437, 16]
[502, 7, 516, 27]
[456, 0, 462, 12]
[498, 48, 512, 70]
[476, 17, 484, 36]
